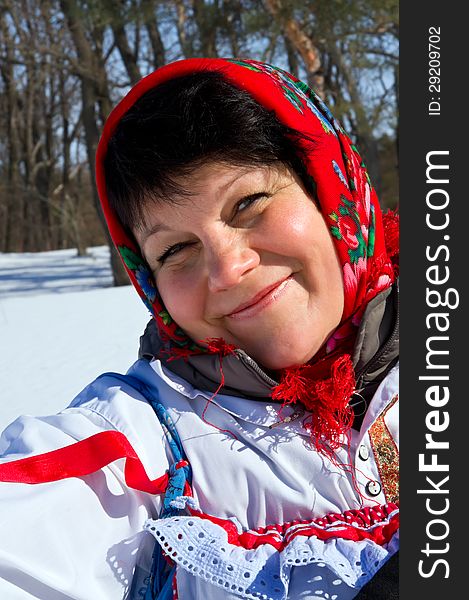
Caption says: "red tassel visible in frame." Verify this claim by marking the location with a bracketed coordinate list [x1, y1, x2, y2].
[203, 337, 237, 357]
[383, 208, 399, 277]
[167, 337, 236, 362]
[272, 354, 355, 458]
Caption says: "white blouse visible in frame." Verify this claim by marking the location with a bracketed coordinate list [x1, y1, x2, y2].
[0, 358, 399, 599]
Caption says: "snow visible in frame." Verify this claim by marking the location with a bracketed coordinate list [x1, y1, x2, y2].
[0, 246, 151, 431]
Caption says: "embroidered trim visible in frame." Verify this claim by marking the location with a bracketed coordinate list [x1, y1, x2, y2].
[184, 502, 399, 551]
[368, 393, 399, 503]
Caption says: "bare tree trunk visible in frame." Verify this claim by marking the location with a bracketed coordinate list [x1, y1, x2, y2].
[191, 0, 219, 57]
[264, 0, 324, 97]
[57, 67, 89, 255]
[61, 0, 129, 286]
[104, 0, 142, 85]
[284, 35, 299, 78]
[222, 0, 242, 57]
[173, 0, 195, 57]
[0, 13, 24, 252]
[58, 67, 70, 249]
[33, 62, 56, 252]
[142, 0, 166, 68]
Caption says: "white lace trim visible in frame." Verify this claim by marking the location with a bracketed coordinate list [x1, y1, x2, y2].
[144, 513, 398, 600]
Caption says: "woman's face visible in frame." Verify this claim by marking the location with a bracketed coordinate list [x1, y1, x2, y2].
[134, 162, 344, 370]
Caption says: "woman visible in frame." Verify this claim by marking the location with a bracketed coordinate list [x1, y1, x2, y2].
[0, 58, 399, 599]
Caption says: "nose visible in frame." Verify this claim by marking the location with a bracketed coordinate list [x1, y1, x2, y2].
[206, 237, 259, 293]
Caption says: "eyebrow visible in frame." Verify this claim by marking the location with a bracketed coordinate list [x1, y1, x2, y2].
[138, 221, 172, 247]
[138, 166, 279, 246]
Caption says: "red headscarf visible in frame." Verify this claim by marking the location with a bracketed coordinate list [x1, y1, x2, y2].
[96, 58, 398, 456]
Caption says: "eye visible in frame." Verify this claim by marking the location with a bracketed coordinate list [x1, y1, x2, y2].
[234, 192, 271, 215]
[157, 242, 192, 264]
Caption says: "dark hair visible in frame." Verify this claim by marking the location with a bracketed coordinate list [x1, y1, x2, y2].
[104, 70, 316, 230]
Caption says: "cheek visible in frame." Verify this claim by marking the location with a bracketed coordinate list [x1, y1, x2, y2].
[318, 236, 345, 321]
[264, 203, 335, 272]
[277, 206, 345, 312]
[157, 269, 205, 326]
[260, 207, 311, 255]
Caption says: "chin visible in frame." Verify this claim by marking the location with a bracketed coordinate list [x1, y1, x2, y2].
[253, 345, 321, 371]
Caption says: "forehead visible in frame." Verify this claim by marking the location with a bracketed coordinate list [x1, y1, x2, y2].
[174, 161, 290, 195]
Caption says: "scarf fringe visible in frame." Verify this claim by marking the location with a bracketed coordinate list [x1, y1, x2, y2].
[382, 208, 399, 277]
[272, 354, 355, 458]
[167, 337, 236, 361]
[203, 338, 237, 357]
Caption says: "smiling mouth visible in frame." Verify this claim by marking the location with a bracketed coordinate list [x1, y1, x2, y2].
[227, 276, 294, 320]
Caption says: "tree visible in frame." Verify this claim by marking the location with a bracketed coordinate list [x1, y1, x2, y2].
[0, 0, 398, 269]
[60, 0, 129, 284]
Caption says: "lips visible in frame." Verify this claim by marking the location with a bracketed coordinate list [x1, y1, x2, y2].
[226, 275, 293, 320]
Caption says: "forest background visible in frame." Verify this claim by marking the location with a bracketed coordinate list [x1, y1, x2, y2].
[0, 0, 398, 285]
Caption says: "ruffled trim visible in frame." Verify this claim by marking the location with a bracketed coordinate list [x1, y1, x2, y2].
[144, 503, 399, 600]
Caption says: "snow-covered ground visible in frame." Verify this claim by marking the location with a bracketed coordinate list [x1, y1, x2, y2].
[0, 246, 150, 431]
